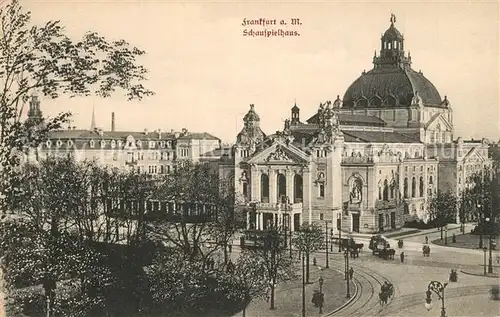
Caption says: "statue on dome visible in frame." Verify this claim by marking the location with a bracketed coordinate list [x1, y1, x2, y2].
[390, 13, 396, 25]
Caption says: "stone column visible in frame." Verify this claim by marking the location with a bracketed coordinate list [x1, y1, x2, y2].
[269, 169, 277, 204]
[250, 166, 259, 201]
[291, 213, 295, 231]
[246, 211, 250, 229]
[286, 169, 294, 202]
[302, 166, 312, 224]
[259, 212, 263, 230]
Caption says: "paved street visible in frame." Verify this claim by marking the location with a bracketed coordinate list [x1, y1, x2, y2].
[230, 226, 500, 317]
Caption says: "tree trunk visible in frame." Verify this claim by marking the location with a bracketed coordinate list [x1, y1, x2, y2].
[43, 279, 56, 317]
[306, 252, 310, 283]
[440, 226, 443, 240]
[242, 307, 246, 317]
[224, 242, 229, 265]
[270, 278, 275, 310]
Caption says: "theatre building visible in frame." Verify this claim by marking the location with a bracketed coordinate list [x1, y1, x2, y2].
[221, 15, 491, 234]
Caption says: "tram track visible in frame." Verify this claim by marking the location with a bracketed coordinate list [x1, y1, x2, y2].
[327, 259, 396, 317]
[380, 284, 494, 316]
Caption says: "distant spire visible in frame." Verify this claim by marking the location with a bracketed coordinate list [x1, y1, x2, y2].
[90, 104, 96, 130]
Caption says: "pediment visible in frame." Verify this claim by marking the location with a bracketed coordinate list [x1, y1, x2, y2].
[247, 141, 310, 165]
[463, 148, 486, 163]
[426, 113, 452, 131]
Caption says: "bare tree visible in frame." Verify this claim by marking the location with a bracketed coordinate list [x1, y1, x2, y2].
[292, 222, 324, 283]
[428, 191, 457, 239]
[232, 251, 268, 317]
[148, 162, 223, 262]
[248, 228, 295, 310]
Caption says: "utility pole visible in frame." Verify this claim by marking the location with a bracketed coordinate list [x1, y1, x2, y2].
[325, 220, 329, 268]
[302, 254, 306, 317]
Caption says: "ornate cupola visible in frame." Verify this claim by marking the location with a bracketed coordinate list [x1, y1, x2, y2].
[236, 104, 266, 148]
[291, 101, 300, 125]
[26, 94, 43, 124]
[373, 14, 411, 70]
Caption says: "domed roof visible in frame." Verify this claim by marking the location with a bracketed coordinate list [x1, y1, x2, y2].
[342, 15, 445, 109]
[342, 67, 443, 108]
[243, 104, 260, 122]
[383, 24, 403, 41]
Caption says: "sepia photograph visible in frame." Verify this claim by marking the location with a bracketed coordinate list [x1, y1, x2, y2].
[0, 0, 498, 316]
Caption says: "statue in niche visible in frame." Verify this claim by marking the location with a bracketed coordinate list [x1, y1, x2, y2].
[317, 172, 325, 181]
[349, 178, 363, 204]
[284, 119, 290, 130]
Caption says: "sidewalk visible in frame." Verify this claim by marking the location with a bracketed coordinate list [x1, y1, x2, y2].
[232, 265, 355, 317]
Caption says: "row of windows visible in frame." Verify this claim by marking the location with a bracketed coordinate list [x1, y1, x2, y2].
[136, 165, 173, 174]
[124, 151, 174, 162]
[404, 165, 436, 173]
[45, 139, 175, 149]
[179, 148, 189, 157]
[402, 176, 433, 199]
[105, 198, 218, 217]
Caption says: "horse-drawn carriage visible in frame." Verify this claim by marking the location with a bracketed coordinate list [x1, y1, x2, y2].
[333, 237, 364, 258]
[369, 235, 396, 260]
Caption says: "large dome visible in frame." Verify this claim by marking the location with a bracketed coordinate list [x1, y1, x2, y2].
[342, 67, 443, 108]
[342, 15, 446, 109]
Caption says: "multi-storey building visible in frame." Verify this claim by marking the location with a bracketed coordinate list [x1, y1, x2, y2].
[24, 95, 222, 175]
[221, 15, 492, 234]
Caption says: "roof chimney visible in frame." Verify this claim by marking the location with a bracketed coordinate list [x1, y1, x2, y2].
[158, 128, 162, 139]
[144, 128, 148, 135]
[111, 112, 115, 131]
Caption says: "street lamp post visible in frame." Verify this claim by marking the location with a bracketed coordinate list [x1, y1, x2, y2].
[302, 254, 306, 317]
[478, 203, 483, 249]
[344, 248, 350, 298]
[486, 217, 493, 274]
[318, 276, 324, 314]
[483, 246, 488, 275]
[338, 214, 342, 253]
[444, 225, 448, 245]
[424, 281, 448, 317]
[325, 221, 329, 268]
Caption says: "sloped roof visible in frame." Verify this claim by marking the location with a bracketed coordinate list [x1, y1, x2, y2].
[343, 130, 420, 143]
[306, 113, 386, 126]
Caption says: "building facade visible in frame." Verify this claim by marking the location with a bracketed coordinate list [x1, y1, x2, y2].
[223, 15, 492, 234]
[24, 96, 222, 175]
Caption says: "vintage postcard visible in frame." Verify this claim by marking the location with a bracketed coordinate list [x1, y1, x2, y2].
[0, 0, 498, 316]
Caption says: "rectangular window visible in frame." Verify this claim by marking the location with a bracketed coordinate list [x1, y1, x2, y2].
[405, 166, 408, 172]
[319, 184, 325, 198]
[242, 182, 248, 197]
[320, 213, 324, 221]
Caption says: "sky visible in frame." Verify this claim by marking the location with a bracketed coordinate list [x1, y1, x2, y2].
[19, 0, 500, 143]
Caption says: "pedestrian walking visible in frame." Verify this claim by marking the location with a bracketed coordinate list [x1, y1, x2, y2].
[349, 267, 354, 280]
[400, 251, 405, 263]
[425, 236, 428, 244]
[228, 244, 232, 253]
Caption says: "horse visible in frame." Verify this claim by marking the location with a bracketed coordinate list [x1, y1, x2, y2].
[422, 245, 430, 257]
[379, 291, 388, 305]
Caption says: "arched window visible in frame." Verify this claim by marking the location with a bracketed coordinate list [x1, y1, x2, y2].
[390, 180, 395, 199]
[385, 95, 397, 107]
[378, 181, 382, 200]
[356, 98, 368, 108]
[419, 176, 424, 197]
[411, 177, 416, 198]
[383, 179, 389, 201]
[429, 175, 434, 185]
[294, 174, 303, 203]
[277, 173, 286, 203]
[404, 177, 408, 198]
[261, 174, 269, 203]
[370, 96, 382, 107]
